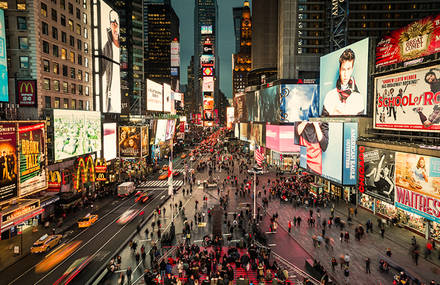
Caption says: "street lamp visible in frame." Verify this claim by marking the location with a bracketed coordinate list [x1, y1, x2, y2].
[248, 167, 258, 221]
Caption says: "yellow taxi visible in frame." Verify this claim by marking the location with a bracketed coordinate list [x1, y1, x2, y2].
[162, 165, 169, 171]
[181, 154, 187, 159]
[31, 234, 62, 253]
[78, 214, 98, 228]
[158, 173, 168, 180]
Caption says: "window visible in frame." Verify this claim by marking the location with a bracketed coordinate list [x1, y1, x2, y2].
[68, 19, 73, 31]
[82, 0, 86, 8]
[60, 0, 65, 9]
[78, 85, 83, 95]
[53, 45, 59, 57]
[43, 78, 50, 90]
[84, 42, 88, 53]
[78, 100, 83, 110]
[62, 65, 68, 76]
[61, 31, 66, 43]
[18, 37, 29, 49]
[54, 97, 60, 108]
[77, 70, 82, 80]
[70, 67, 75, 78]
[51, 8, 57, 21]
[83, 13, 87, 24]
[77, 39, 82, 50]
[20, 56, 29, 69]
[77, 54, 82, 65]
[85, 72, 89, 82]
[53, 62, 59, 74]
[41, 2, 47, 16]
[43, 41, 49, 53]
[68, 2, 73, 14]
[52, 27, 58, 39]
[76, 8, 80, 19]
[51, 0, 56, 4]
[42, 22, 48, 35]
[76, 23, 81, 35]
[70, 51, 75, 63]
[85, 86, 89, 96]
[72, 99, 76, 109]
[17, 0, 26, 10]
[63, 98, 69, 108]
[62, 82, 68, 93]
[43, 59, 50, 72]
[17, 17, 27, 30]
[45, 96, 51, 108]
[83, 27, 87, 39]
[70, 83, 76, 94]
[61, 14, 66, 26]
[84, 57, 88, 67]
[69, 35, 75, 47]
[61, 48, 67, 59]
[54, 80, 60, 91]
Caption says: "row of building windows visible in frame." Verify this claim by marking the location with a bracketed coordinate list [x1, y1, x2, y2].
[45, 96, 88, 110]
[41, 1, 87, 23]
[41, 20, 88, 41]
[42, 59, 89, 81]
[42, 41, 89, 66]
[43, 78, 89, 96]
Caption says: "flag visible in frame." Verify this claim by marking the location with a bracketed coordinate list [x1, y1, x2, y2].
[168, 156, 173, 195]
[254, 145, 264, 167]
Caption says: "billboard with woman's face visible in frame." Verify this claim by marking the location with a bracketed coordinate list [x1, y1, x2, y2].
[119, 126, 141, 158]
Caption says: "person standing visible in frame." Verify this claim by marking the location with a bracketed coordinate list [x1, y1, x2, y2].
[288, 220, 292, 233]
[126, 266, 132, 284]
[365, 257, 371, 274]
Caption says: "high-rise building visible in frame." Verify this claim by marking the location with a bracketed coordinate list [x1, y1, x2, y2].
[5, 0, 93, 119]
[186, 56, 196, 117]
[232, 6, 243, 54]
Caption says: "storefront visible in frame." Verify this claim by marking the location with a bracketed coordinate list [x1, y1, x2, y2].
[269, 150, 298, 172]
[1, 200, 43, 240]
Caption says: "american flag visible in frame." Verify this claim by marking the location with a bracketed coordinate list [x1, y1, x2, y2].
[254, 145, 265, 167]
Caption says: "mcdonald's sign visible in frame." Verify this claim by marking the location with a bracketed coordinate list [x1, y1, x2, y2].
[17, 80, 37, 106]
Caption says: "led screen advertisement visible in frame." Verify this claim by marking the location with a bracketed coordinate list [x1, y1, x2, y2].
[395, 152, 440, 223]
[165, 120, 176, 141]
[295, 121, 343, 184]
[203, 67, 213, 76]
[265, 125, 279, 151]
[203, 98, 214, 110]
[119, 126, 141, 157]
[0, 124, 17, 202]
[146, 79, 163, 112]
[226, 107, 235, 129]
[320, 38, 369, 116]
[0, 10, 8, 102]
[358, 146, 395, 204]
[99, 1, 121, 113]
[260, 86, 279, 123]
[376, 14, 440, 68]
[141, 127, 149, 157]
[17, 80, 37, 107]
[240, 123, 249, 142]
[103, 123, 117, 160]
[234, 93, 247, 122]
[201, 25, 213, 34]
[154, 119, 167, 144]
[280, 84, 319, 122]
[201, 55, 215, 67]
[53, 110, 102, 161]
[204, 110, 214, 121]
[374, 64, 440, 132]
[265, 125, 299, 153]
[246, 91, 260, 122]
[250, 123, 264, 147]
[342, 123, 358, 185]
[203, 77, 214, 92]
[18, 123, 47, 196]
[163, 83, 172, 113]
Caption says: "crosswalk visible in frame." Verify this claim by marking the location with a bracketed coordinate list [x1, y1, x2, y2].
[137, 179, 184, 189]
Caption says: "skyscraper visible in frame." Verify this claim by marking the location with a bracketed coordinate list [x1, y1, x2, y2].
[232, 6, 244, 54]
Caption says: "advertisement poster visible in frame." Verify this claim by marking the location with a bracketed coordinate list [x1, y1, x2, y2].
[201, 25, 213, 34]
[165, 120, 176, 141]
[154, 119, 167, 144]
[201, 55, 214, 66]
[234, 93, 247, 122]
[265, 125, 278, 151]
[119, 126, 141, 157]
[0, 10, 8, 102]
[203, 98, 214, 110]
[295, 122, 343, 183]
[320, 38, 369, 116]
[99, 2, 121, 113]
[171, 42, 180, 67]
[146, 79, 163, 112]
[17, 80, 37, 106]
[163, 83, 171, 113]
[300, 146, 307, 169]
[342, 123, 358, 185]
[0, 124, 17, 202]
[280, 84, 319, 122]
[240, 123, 249, 142]
[204, 110, 213, 121]
[141, 127, 149, 157]
[226, 107, 234, 129]
[53, 110, 101, 161]
[374, 64, 440, 132]
[250, 123, 264, 146]
[279, 125, 299, 153]
[103, 123, 117, 160]
[246, 91, 259, 122]
[260, 86, 279, 123]
[18, 123, 47, 196]
[203, 77, 214, 92]
[358, 147, 395, 204]
[376, 14, 440, 67]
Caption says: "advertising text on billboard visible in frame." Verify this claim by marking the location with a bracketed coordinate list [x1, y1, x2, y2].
[146, 79, 163, 112]
[0, 124, 17, 202]
[17, 80, 37, 107]
[119, 126, 141, 157]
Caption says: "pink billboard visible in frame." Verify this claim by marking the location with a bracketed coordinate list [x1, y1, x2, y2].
[265, 125, 279, 151]
[265, 124, 299, 153]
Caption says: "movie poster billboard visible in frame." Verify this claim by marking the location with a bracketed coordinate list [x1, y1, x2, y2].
[18, 123, 47, 196]
[260, 86, 279, 123]
[53, 110, 102, 161]
[141, 126, 149, 157]
[374, 64, 440, 132]
[103, 123, 117, 160]
[376, 14, 440, 68]
[0, 124, 17, 202]
[395, 152, 440, 223]
[295, 121, 343, 183]
[280, 84, 319, 122]
[358, 146, 395, 204]
[119, 126, 141, 157]
[0, 10, 8, 102]
[320, 38, 369, 116]
[342, 123, 358, 185]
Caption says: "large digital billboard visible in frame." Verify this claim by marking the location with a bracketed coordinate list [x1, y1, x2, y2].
[201, 55, 214, 67]
[0, 124, 17, 202]
[141, 126, 149, 157]
[376, 14, 440, 68]
[358, 146, 395, 204]
[53, 110, 102, 161]
[165, 119, 176, 141]
[395, 152, 440, 223]
[203, 98, 214, 110]
[240, 123, 249, 142]
[146, 79, 163, 112]
[163, 83, 172, 113]
[234, 93, 247, 122]
[265, 125, 299, 153]
[260, 86, 279, 123]
[119, 126, 140, 158]
[342, 123, 358, 185]
[154, 119, 167, 144]
[103, 123, 117, 160]
[280, 84, 319, 122]
[246, 91, 260, 122]
[226, 107, 234, 129]
[320, 38, 369, 116]
[99, 2, 121, 113]
[0, 10, 8, 102]
[374, 64, 440, 132]
[295, 121, 343, 183]
[250, 123, 264, 146]
[201, 25, 213, 35]
[18, 123, 47, 196]
[203, 77, 214, 92]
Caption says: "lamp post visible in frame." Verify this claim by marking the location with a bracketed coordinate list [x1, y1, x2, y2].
[248, 168, 257, 221]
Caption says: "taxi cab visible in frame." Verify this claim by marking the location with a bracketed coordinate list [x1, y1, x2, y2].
[181, 154, 187, 159]
[31, 234, 62, 253]
[158, 173, 168, 180]
[162, 165, 169, 171]
[78, 214, 98, 228]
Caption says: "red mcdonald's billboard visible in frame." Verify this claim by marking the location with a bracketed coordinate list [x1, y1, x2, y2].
[17, 80, 37, 106]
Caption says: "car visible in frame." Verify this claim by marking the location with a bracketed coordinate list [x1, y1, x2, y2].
[173, 171, 181, 177]
[158, 173, 168, 180]
[135, 193, 149, 203]
[78, 214, 98, 228]
[53, 256, 93, 285]
[117, 209, 140, 224]
[31, 234, 63, 253]
[248, 166, 264, 175]
[162, 165, 169, 171]
[181, 154, 187, 159]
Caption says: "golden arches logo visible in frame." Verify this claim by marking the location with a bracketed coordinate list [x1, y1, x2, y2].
[19, 81, 34, 94]
[74, 156, 95, 190]
[48, 170, 61, 183]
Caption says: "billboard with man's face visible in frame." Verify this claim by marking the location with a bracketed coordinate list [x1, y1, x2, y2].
[319, 38, 369, 116]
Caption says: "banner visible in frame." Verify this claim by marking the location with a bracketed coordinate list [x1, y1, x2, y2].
[119, 126, 141, 157]
[0, 123, 17, 202]
[250, 123, 264, 147]
[374, 64, 440, 132]
[165, 120, 176, 141]
[141, 127, 149, 157]
[234, 93, 247, 122]
[260, 86, 280, 123]
[103, 123, 117, 160]
[358, 146, 395, 204]
[376, 14, 440, 67]
[18, 123, 47, 196]
[342, 123, 358, 185]
[240, 123, 249, 142]
[17, 80, 37, 106]
[280, 84, 319, 122]
[0, 10, 8, 102]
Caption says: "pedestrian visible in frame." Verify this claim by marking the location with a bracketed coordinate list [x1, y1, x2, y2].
[354, 207, 358, 216]
[380, 226, 385, 238]
[344, 253, 350, 267]
[343, 265, 349, 284]
[386, 248, 392, 257]
[297, 216, 302, 227]
[136, 251, 140, 263]
[365, 257, 371, 274]
[344, 231, 350, 243]
[288, 220, 292, 233]
[126, 266, 132, 284]
[340, 232, 344, 243]
[331, 257, 337, 272]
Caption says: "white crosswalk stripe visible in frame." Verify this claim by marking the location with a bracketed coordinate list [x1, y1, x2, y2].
[137, 180, 184, 189]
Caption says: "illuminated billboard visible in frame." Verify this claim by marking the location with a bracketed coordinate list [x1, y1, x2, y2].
[234, 93, 247, 122]
[17, 80, 37, 107]
[171, 41, 180, 67]
[119, 126, 141, 158]
[203, 77, 214, 92]
[374, 64, 440, 132]
[141, 126, 149, 157]
[250, 123, 264, 146]
[163, 83, 172, 113]
[260, 86, 279, 123]
[103, 123, 117, 160]
[165, 119, 176, 141]
[201, 55, 215, 67]
[204, 110, 214, 121]
[240, 123, 249, 141]
[342, 123, 358, 185]
[53, 110, 102, 161]
[146, 79, 163, 112]
[155, 119, 167, 144]
[280, 84, 319, 122]
[0, 10, 8, 102]
[203, 67, 213, 76]
[203, 98, 214, 110]
[265, 125, 299, 153]
[226, 107, 234, 129]
[320, 38, 369, 116]
[0, 123, 17, 202]
[201, 25, 213, 35]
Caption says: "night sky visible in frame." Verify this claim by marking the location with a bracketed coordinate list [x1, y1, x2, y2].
[172, 0, 247, 99]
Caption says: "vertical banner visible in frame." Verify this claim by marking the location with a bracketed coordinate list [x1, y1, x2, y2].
[119, 126, 141, 158]
[342, 123, 358, 185]
[141, 127, 149, 157]
[0, 123, 17, 202]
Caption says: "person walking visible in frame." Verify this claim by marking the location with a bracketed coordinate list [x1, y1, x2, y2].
[381, 225, 385, 238]
[288, 220, 292, 233]
[331, 257, 337, 272]
[365, 257, 371, 274]
[343, 265, 350, 284]
[126, 266, 132, 284]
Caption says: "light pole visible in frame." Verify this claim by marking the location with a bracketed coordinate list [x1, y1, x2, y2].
[253, 171, 256, 221]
